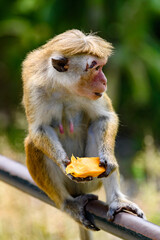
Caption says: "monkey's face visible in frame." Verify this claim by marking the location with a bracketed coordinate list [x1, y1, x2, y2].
[51, 54, 107, 100]
[75, 56, 107, 100]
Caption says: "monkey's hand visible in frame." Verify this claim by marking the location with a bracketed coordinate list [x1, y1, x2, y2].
[62, 158, 71, 167]
[64, 194, 100, 231]
[67, 174, 93, 182]
[107, 197, 146, 221]
[58, 158, 71, 174]
[61, 159, 93, 182]
[98, 155, 118, 178]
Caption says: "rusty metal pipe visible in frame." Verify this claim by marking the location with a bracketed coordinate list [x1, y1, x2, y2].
[0, 155, 160, 240]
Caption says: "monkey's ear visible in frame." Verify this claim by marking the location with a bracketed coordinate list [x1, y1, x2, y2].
[51, 57, 69, 72]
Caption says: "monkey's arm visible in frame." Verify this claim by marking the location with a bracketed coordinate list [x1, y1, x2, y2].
[23, 85, 69, 172]
[98, 112, 119, 177]
[90, 95, 119, 177]
[29, 125, 69, 172]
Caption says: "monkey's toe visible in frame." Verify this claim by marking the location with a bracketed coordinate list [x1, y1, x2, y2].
[65, 194, 99, 231]
[80, 216, 100, 231]
[78, 194, 100, 231]
[107, 199, 146, 221]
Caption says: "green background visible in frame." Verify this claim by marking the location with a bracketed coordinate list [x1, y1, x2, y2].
[0, 1, 160, 237]
[0, 0, 160, 179]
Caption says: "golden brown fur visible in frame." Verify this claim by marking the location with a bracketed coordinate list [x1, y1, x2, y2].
[23, 29, 145, 240]
[43, 29, 113, 58]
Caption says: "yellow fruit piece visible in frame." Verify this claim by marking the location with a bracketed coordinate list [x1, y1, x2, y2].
[66, 155, 105, 178]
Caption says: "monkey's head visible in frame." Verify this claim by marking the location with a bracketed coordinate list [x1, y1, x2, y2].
[51, 54, 108, 100]
[45, 30, 113, 100]
[23, 30, 113, 101]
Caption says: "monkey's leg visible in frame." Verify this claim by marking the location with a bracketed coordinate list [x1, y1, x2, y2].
[103, 171, 146, 221]
[79, 225, 92, 240]
[25, 136, 99, 232]
[25, 136, 70, 208]
[86, 124, 145, 221]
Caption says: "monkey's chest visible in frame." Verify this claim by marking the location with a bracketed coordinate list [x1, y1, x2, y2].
[51, 111, 89, 158]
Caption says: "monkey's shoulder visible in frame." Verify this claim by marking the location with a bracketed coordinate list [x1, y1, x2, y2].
[73, 93, 114, 119]
[50, 92, 114, 121]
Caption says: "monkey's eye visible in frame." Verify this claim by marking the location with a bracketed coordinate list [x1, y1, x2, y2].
[90, 61, 97, 69]
[95, 65, 101, 71]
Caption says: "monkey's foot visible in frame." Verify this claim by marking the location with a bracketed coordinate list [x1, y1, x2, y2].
[107, 198, 146, 221]
[64, 194, 100, 231]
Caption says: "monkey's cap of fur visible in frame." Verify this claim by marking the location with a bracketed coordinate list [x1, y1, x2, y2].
[44, 29, 113, 59]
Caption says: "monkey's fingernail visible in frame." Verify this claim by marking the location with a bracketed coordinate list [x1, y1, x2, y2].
[88, 176, 93, 180]
[99, 163, 104, 167]
[59, 123, 64, 134]
[65, 160, 70, 166]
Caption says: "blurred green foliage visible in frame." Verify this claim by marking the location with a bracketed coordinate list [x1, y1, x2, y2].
[0, 0, 160, 153]
[132, 135, 160, 182]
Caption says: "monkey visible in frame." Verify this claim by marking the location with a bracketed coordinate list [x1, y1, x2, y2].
[22, 29, 145, 240]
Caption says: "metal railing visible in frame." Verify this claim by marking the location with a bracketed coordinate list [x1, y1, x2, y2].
[0, 154, 160, 240]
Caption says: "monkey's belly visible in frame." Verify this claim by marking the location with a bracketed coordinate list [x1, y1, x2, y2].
[59, 133, 87, 159]
[66, 178, 102, 196]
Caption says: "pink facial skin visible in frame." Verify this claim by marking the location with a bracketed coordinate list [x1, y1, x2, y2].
[73, 58, 108, 100]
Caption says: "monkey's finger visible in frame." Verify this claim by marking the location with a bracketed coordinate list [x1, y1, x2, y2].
[83, 220, 100, 231]
[67, 174, 76, 181]
[67, 174, 93, 182]
[98, 163, 117, 178]
[81, 215, 100, 231]
[139, 212, 146, 219]
[107, 208, 116, 221]
[89, 225, 100, 231]
[75, 176, 93, 182]
[62, 158, 71, 167]
[97, 170, 113, 178]
[99, 161, 107, 168]
[97, 172, 108, 178]
[83, 176, 93, 181]
[67, 174, 83, 182]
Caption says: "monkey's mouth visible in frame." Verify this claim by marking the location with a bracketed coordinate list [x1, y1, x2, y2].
[94, 92, 102, 97]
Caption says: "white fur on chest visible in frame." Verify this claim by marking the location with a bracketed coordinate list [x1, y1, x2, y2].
[30, 88, 111, 133]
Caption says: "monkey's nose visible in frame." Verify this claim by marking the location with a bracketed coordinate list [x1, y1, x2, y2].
[101, 78, 107, 87]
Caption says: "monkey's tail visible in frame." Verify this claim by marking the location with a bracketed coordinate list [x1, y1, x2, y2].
[79, 226, 92, 240]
